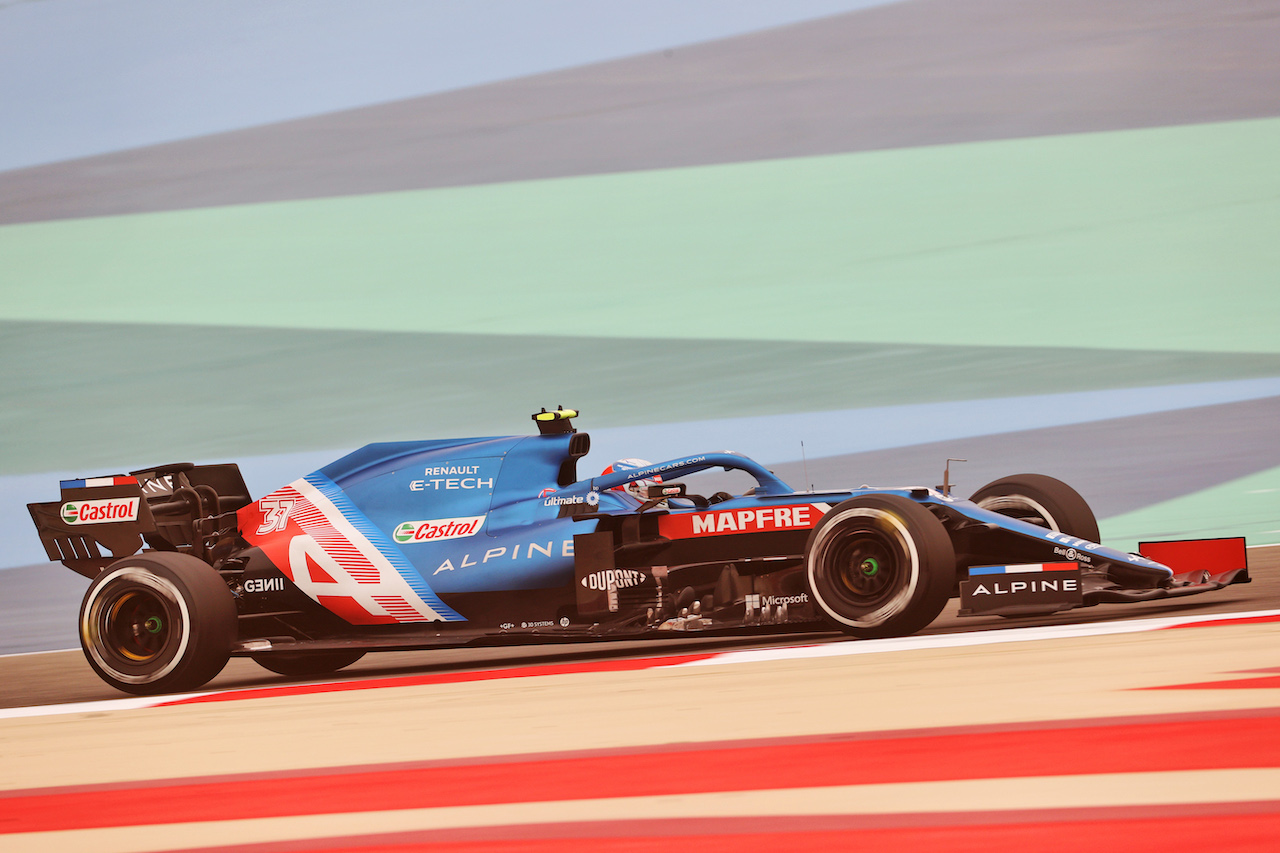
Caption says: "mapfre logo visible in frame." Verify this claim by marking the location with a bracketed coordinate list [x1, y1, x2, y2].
[61, 497, 140, 525]
[393, 515, 485, 544]
[658, 503, 829, 540]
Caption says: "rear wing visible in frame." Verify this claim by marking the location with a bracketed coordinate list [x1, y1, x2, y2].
[28, 463, 252, 578]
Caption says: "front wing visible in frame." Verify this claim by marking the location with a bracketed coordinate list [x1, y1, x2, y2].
[958, 536, 1249, 617]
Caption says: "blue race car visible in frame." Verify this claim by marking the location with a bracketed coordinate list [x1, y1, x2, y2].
[29, 408, 1249, 694]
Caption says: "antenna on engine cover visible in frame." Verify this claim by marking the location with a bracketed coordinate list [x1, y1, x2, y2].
[938, 458, 967, 496]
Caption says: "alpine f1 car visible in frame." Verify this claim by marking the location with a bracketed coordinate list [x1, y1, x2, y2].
[29, 408, 1249, 694]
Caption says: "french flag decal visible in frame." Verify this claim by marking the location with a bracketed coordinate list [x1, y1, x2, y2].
[959, 561, 1084, 616]
[970, 562, 1080, 575]
[60, 476, 137, 489]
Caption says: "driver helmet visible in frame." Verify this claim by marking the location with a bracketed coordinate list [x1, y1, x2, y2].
[601, 458, 663, 501]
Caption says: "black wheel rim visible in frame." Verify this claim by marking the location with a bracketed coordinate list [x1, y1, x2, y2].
[95, 586, 178, 670]
[838, 538, 894, 600]
[821, 523, 907, 614]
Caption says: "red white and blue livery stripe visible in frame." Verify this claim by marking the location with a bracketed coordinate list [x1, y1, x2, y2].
[60, 476, 137, 489]
[970, 562, 1080, 576]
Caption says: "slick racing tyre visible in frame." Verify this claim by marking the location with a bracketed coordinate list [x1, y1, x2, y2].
[251, 650, 366, 677]
[970, 474, 1100, 542]
[79, 553, 237, 695]
[805, 495, 955, 639]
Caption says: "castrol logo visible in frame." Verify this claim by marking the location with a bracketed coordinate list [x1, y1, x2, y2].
[393, 515, 485, 544]
[61, 497, 140, 525]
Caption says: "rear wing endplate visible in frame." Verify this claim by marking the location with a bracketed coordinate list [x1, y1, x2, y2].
[28, 476, 156, 578]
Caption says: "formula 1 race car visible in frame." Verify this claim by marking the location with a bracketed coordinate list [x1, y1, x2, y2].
[29, 409, 1250, 694]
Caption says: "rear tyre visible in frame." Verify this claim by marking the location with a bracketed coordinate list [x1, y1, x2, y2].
[80, 553, 237, 695]
[251, 650, 366, 677]
[969, 474, 1099, 542]
[805, 495, 956, 639]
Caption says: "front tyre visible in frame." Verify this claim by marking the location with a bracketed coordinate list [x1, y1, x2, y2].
[969, 474, 1099, 542]
[80, 553, 237, 695]
[806, 495, 955, 639]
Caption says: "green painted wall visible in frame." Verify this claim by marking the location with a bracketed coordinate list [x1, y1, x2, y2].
[4, 117, 1278, 353]
[3, 118, 1278, 550]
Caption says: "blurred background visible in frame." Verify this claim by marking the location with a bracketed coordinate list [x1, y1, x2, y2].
[3, 0, 1279, 649]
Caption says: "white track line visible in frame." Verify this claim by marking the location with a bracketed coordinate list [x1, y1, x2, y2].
[671, 608, 1280, 669]
[3, 609, 1277, 721]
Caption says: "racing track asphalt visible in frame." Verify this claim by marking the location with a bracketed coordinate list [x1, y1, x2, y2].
[1, 550, 1277, 850]
[2, 545, 1273, 711]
